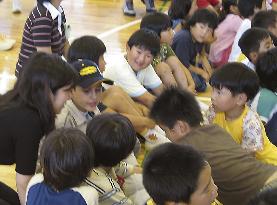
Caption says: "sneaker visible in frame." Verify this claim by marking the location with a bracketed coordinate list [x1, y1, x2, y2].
[12, 0, 22, 14]
[0, 35, 16, 51]
[144, 0, 156, 13]
[123, 1, 136, 16]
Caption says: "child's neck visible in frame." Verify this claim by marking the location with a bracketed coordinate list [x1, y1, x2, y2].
[225, 105, 245, 121]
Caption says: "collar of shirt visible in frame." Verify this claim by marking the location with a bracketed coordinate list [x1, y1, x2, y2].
[43, 2, 63, 34]
[65, 100, 91, 127]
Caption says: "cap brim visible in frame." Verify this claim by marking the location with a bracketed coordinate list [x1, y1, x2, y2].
[79, 77, 111, 88]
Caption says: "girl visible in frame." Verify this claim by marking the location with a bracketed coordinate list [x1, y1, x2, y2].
[0, 52, 77, 205]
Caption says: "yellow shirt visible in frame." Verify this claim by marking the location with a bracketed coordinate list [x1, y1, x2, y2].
[213, 106, 277, 165]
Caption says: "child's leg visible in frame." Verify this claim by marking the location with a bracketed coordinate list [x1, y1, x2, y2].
[154, 62, 178, 88]
[142, 0, 156, 12]
[123, 0, 136, 16]
[165, 56, 190, 91]
[12, 0, 21, 13]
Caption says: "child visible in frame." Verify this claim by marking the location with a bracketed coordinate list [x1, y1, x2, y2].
[238, 28, 274, 70]
[123, 0, 155, 16]
[168, 0, 195, 33]
[150, 87, 277, 205]
[172, 9, 218, 92]
[103, 29, 164, 108]
[209, 0, 242, 68]
[140, 12, 196, 93]
[26, 128, 98, 205]
[65, 39, 169, 149]
[228, 0, 266, 62]
[251, 48, 277, 144]
[252, 10, 277, 45]
[208, 62, 277, 165]
[85, 114, 151, 205]
[143, 143, 219, 205]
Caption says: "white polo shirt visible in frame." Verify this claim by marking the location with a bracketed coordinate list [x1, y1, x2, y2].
[103, 55, 162, 97]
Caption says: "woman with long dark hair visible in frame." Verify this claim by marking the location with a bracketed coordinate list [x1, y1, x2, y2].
[0, 52, 77, 205]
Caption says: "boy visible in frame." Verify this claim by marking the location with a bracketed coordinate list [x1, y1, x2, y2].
[150, 87, 277, 205]
[252, 10, 277, 45]
[251, 48, 277, 144]
[228, 0, 266, 62]
[172, 9, 218, 92]
[238, 27, 274, 70]
[143, 143, 219, 205]
[86, 114, 151, 205]
[26, 128, 98, 205]
[103, 29, 164, 109]
[208, 63, 277, 165]
[140, 12, 196, 93]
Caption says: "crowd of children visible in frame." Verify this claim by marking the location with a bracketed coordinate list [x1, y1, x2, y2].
[1, 0, 277, 205]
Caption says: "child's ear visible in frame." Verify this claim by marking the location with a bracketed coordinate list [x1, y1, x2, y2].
[126, 43, 131, 53]
[249, 51, 258, 64]
[236, 93, 247, 106]
[174, 120, 191, 136]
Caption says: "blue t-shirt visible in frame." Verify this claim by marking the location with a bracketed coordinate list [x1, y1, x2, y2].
[26, 174, 98, 205]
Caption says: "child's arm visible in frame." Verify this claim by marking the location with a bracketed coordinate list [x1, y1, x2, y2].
[242, 110, 264, 153]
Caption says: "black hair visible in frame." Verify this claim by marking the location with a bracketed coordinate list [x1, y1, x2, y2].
[218, 0, 238, 23]
[68, 35, 106, 65]
[127, 29, 160, 57]
[140, 12, 172, 37]
[168, 0, 192, 20]
[238, 27, 270, 59]
[255, 47, 277, 92]
[183, 9, 218, 30]
[143, 143, 206, 205]
[86, 113, 137, 167]
[41, 128, 94, 191]
[252, 10, 277, 30]
[150, 87, 203, 129]
[248, 187, 277, 205]
[210, 62, 259, 100]
[0, 52, 78, 134]
[37, 0, 51, 4]
[238, 0, 264, 18]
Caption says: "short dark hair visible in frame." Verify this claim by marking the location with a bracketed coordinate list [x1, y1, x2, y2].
[210, 63, 259, 100]
[37, 0, 51, 4]
[140, 12, 172, 37]
[0, 52, 78, 134]
[168, 0, 192, 20]
[238, 0, 263, 18]
[185, 9, 218, 30]
[252, 10, 277, 30]
[256, 47, 277, 92]
[41, 128, 94, 191]
[248, 187, 277, 205]
[68, 35, 106, 65]
[143, 143, 206, 205]
[150, 87, 203, 129]
[86, 113, 137, 167]
[127, 29, 160, 57]
[238, 28, 270, 59]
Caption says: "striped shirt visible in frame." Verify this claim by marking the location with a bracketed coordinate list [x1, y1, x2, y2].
[16, 3, 66, 76]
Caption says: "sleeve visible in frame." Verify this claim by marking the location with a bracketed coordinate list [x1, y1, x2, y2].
[165, 44, 176, 58]
[242, 110, 264, 152]
[229, 16, 243, 33]
[172, 32, 192, 68]
[14, 111, 43, 175]
[196, 0, 210, 8]
[31, 14, 53, 47]
[114, 161, 135, 178]
[142, 65, 162, 90]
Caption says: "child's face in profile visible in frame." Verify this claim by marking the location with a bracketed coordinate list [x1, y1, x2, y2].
[71, 83, 102, 112]
[258, 36, 274, 54]
[188, 164, 218, 205]
[211, 87, 239, 113]
[160, 27, 174, 45]
[51, 84, 72, 114]
[126, 45, 154, 72]
[190, 23, 213, 43]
